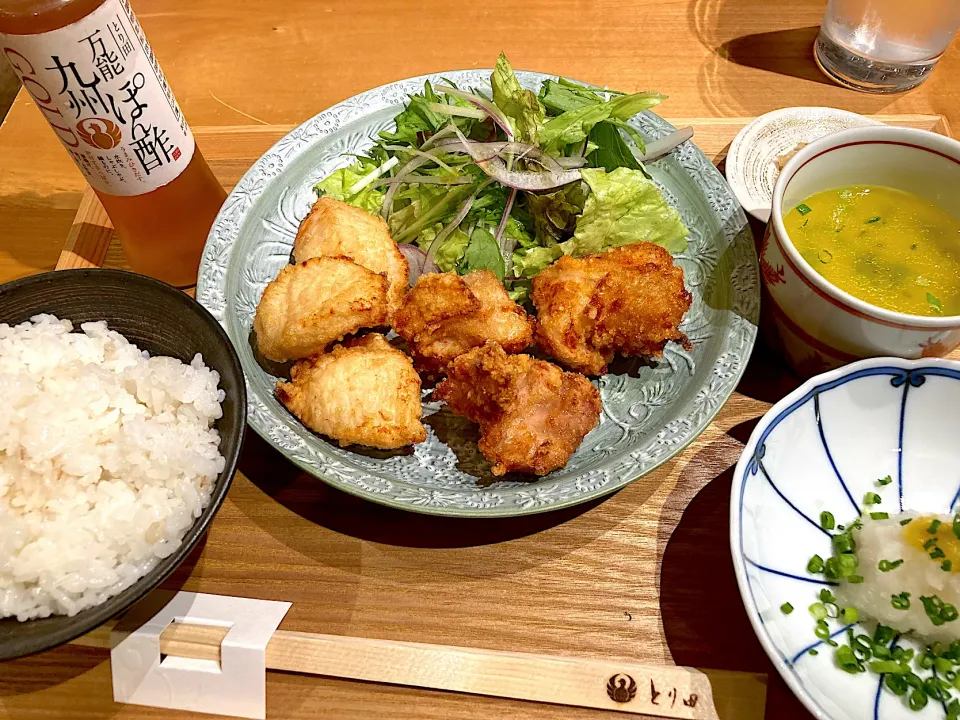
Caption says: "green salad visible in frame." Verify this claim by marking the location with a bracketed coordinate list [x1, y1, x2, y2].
[314, 53, 689, 301]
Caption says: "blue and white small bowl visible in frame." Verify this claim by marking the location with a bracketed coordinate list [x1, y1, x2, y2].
[731, 357, 960, 720]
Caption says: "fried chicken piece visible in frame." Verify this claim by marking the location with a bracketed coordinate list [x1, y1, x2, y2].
[275, 333, 426, 449]
[293, 197, 409, 317]
[392, 270, 534, 375]
[532, 243, 692, 375]
[435, 342, 601, 476]
[254, 256, 388, 362]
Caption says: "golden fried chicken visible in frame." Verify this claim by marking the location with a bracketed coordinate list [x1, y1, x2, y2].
[275, 333, 427, 449]
[293, 197, 409, 316]
[531, 243, 692, 375]
[392, 270, 534, 375]
[254, 256, 388, 362]
[435, 342, 601, 476]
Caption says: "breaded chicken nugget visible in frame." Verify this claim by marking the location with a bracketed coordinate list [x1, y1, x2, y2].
[275, 333, 426, 449]
[254, 256, 388, 362]
[293, 197, 409, 316]
[435, 342, 601, 476]
[532, 243, 691, 375]
[392, 270, 533, 375]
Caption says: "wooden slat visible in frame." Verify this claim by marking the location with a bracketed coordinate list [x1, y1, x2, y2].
[75, 621, 764, 720]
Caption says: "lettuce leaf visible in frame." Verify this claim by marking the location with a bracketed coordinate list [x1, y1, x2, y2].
[512, 244, 563, 278]
[523, 184, 586, 245]
[432, 228, 470, 272]
[540, 91, 665, 151]
[491, 53, 545, 144]
[587, 121, 643, 173]
[561, 168, 688, 256]
[378, 81, 445, 145]
[457, 227, 505, 280]
[313, 161, 385, 214]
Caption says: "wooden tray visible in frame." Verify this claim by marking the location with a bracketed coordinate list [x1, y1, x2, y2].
[54, 115, 952, 720]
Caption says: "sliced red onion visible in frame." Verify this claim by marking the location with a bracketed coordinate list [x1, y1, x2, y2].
[635, 126, 694, 162]
[439, 131, 580, 190]
[397, 243, 437, 285]
[431, 137, 563, 172]
[436, 85, 514, 139]
[476, 154, 581, 191]
[420, 123, 458, 151]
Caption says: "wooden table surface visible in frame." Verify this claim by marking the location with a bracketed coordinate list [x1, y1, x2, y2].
[2, 1, 960, 718]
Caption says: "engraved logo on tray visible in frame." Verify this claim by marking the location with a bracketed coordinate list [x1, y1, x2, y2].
[606, 673, 637, 703]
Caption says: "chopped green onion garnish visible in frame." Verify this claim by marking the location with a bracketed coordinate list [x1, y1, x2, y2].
[901, 518, 913, 526]
[870, 660, 909, 674]
[928, 292, 943, 314]
[936, 657, 954, 674]
[865, 216, 881, 224]
[835, 645, 864, 673]
[886, 674, 908, 695]
[842, 606, 859, 623]
[864, 492, 882, 506]
[930, 547, 946, 560]
[953, 514, 960, 540]
[929, 519, 942, 534]
[920, 595, 958, 626]
[820, 511, 835, 530]
[879, 559, 903, 572]
[796, 203, 812, 215]
[833, 534, 854, 553]
[918, 651, 935, 670]
[874, 625, 895, 645]
[944, 560, 953, 572]
[808, 648, 818, 656]
[780, 602, 794, 615]
[909, 689, 929, 711]
[924, 538, 938, 550]
[870, 512, 889, 520]
[819, 589, 836, 603]
[810, 602, 828, 620]
[892, 592, 911, 610]
[876, 475, 893, 486]
[848, 574, 864, 584]
[807, 554, 825, 574]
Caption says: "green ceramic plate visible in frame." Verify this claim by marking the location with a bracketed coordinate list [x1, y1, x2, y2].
[197, 69, 760, 517]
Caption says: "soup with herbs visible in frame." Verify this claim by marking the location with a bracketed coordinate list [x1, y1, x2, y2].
[783, 185, 960, 317]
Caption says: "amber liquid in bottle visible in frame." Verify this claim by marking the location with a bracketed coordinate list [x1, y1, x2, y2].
[0, 0, 226, 287]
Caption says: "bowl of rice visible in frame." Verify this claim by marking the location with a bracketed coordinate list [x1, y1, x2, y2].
[0, 269, 245, 660]
[731, 357, 960, 720]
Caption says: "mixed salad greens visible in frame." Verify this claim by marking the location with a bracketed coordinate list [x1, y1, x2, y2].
[314, 53, 689, 301]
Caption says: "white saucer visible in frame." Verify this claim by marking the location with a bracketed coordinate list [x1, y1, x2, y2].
[725, 107, 881, 222]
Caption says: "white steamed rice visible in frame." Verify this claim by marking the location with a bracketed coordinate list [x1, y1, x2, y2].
[837, 513, 960, 644]
[0, 314, 226, 620]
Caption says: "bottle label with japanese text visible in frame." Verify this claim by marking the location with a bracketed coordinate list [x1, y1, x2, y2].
[0, 0, 195, 196]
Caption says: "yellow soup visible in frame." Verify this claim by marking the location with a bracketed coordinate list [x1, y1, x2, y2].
[783, 185, 960, 317]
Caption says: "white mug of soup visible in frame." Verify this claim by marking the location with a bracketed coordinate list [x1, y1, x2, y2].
[761, 125, 960, 376]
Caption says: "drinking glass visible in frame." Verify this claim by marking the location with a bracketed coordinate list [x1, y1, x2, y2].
[815, 0, 960, 93]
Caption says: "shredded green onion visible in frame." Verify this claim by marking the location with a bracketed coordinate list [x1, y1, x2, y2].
[930, 519, 943, 534]
[876, 475, 893, 486]
[820, 511, 835, 530]
[870, 512, 890, 520]
[879, 559, 903, 572]
[892, 592, 911, 610]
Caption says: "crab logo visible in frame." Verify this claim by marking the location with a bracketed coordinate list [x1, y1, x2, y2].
[606, 673, 637, 703]
[76, 118, 123, 149]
